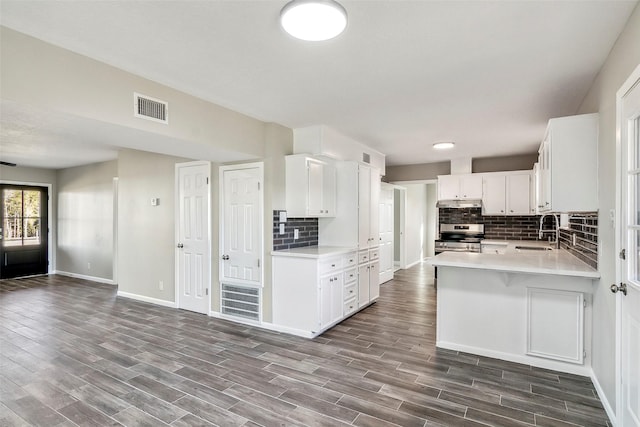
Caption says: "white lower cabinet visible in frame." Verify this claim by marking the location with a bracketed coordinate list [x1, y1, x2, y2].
[526, 288, 584, 364]
[358, 248, 380, 307]
[273, 249, 367, 337]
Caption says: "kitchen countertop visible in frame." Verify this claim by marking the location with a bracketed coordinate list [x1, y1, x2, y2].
[429, 247, 599, 278]
[272, 246, 357, 258]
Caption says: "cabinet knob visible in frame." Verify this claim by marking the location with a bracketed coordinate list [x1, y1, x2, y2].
[510, 210, 514, 213]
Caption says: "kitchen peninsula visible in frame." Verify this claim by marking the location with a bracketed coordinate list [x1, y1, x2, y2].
[430, 245, 599, 375]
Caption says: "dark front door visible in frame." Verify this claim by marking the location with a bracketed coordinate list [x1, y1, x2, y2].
[0, 185, 49, 279]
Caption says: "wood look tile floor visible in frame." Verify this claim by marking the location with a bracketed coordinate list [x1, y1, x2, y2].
[0, 264, 611, 427]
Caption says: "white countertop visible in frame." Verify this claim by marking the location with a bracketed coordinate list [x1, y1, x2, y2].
[429, 248, 599, 278]
[272, 246, 357, 259]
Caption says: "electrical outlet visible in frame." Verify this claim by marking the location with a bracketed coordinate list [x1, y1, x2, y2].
[294, 229, 299, 239]
[159, 280, 164, 291]
[279, 223, 285, 235]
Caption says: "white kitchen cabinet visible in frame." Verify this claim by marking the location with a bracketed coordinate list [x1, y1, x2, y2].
[537, 113, 598, 213]
[527, 288, 584, 364]
[438, 174, 483, 200]
[286, 154, 336, 217]
[357, 248, 380, 308]
[319, 162, 380, 250]
[272, 249, 357, 337]
[482, 172, 531, 215]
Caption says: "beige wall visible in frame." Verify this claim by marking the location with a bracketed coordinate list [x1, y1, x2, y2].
[385, 161, 450, 182]
[576, 3, 640, 415]
[472, 153, 538, 173]
[117, 149, 192, 301]
[0, 165, 58, 271]
[57, 160, 117, 280]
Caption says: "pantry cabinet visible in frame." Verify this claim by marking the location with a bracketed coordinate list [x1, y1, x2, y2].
[286, 154, 336, 217]
[482, 172, 532, 216]
[537, 113, 598, 213]
[438, 174, 483, 200]
[357, 248, 380, 307]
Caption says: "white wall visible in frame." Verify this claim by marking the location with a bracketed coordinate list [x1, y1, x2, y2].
[425, 183, 438, 258]
[576, 2, 640, 416]
[0, 165, 57, 272]
[404, 184, 428, 266]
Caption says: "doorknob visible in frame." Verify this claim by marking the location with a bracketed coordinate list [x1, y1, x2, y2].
[222, 255, 230, 260]
[177, 243, 184, 248]
[610, 283, 627, 296]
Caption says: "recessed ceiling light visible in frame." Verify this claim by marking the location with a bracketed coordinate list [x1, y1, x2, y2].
[280, 0, 347, 41]
[433, 142, 455, 150]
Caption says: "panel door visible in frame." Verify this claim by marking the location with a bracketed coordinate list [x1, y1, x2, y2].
[0, 185, 49, 279]
[379, 184, 394, 283]
[619, 69, 640, 427]
[177, 163, 210, 314]
[222, 167, 262, 285]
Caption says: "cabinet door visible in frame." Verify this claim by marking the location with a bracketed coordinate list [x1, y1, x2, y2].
[460, 175, 483, 199]
[438, 175, 460, 200]
[506, 174, 531, 215]
[330, 274, 343, 325]
[369, 168, 380, 247]
[322, 162, 337, 216]
[358, 264, 369, 307]
[527, 288, 584, 364]
[319, 276, 333, 329]
[358, 166, 372, 248]
[369, 261, 380, 301]
[538, 138, 552, 212]
[307, 159, 324, 216]
[482, 175, 506, 215]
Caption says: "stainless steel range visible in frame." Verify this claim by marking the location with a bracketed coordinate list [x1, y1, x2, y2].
[435, 224, 485, 254]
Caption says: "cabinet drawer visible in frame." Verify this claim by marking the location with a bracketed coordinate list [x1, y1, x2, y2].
[369, 248, 380, 261]
[320, 257, 342, 276]
[344, 297, 357, 317]
[358, 250, 369, 264]
[344, 282, 357, 301]
[344, 267, 357, 284]
[344, 252, 358, 268]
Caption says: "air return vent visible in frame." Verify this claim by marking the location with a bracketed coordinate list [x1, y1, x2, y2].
[221, 283, 260, 322]
[134, 92, 168, 124]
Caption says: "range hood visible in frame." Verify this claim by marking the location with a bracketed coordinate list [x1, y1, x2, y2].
[436, 199, 482, 208]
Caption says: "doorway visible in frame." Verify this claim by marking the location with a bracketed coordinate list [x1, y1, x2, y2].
[393, 187, 406, 271]
[0, 184, 49, 279]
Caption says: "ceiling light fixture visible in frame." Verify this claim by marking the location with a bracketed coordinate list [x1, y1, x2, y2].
[433, 142, 455, 150]
[280, 0, 347, 41]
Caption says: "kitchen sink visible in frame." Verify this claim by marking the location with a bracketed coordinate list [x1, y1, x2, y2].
[515, 246, 553, 251]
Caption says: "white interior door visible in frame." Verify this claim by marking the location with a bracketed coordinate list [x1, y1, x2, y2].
[618, 66, 640, 427]
[176, 162, 210, 314]
[221, 165, 262, 286]
[393, 187, 407, 270]
[379, 183, 394, 283]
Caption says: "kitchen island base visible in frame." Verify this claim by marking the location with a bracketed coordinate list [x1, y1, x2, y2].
[436, 266, 595, 376]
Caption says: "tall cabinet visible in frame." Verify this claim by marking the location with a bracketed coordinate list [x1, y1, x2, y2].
[319, 162, 380, 308]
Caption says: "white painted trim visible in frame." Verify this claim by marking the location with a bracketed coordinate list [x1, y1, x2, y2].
[218, 162, 265, 291]
[1, 180, 54, 273]
[112, 177, 119, 285]
[174, 161, 212, 315]
[614, 62, 640, 427]
[55, 270, 116, 285]
[116, 291, 176, 308]
[592, 370, 617, 427]
[436, 341, 592, 377]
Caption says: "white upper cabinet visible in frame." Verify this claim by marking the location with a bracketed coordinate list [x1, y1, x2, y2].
[482, 172, 531, 216]
[537, 113, 598, 213]
[286, 154, 336, 217]
[438, 174, 483, 200]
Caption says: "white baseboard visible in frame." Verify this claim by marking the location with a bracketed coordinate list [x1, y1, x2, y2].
[116, 291, 176, 308]
[55, 270, 116, 285]
[436, 341, 592, 377]
[591, 371, 616, 426]
[209, 311, 315, 338]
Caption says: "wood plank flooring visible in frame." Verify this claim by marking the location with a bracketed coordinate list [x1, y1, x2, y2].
[0, 264, 611, 426]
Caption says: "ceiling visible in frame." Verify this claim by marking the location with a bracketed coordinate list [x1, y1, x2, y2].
[0, 0, 637, 169]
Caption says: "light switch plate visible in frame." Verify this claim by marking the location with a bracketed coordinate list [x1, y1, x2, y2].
[279, 211, 287, 222]
[279, 223, 285, 235]
[294, 229, 299, 239]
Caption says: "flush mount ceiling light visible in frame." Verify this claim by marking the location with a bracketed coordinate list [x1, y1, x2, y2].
[433, 142, 455, 150]
[280, 0, 347, 41]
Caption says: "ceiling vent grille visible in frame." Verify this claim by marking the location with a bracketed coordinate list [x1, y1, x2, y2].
[134, 92, 168, 124]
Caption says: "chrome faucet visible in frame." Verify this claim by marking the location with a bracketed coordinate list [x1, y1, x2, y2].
[539, 213, 560, 248]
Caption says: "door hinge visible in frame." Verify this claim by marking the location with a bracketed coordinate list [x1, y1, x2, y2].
[620, 249, 626, 260]
[583, 300, 587, 308]
[206, 177, 209, 184]
[206, 288, 209, 296]
[257, 259, 261, 268]
[583, 350, 587, 359]
[258, 182, 261, 190]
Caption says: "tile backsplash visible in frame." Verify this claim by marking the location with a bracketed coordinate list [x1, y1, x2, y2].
[272, 210, 318, 251]
[438, 208, 599, 269]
